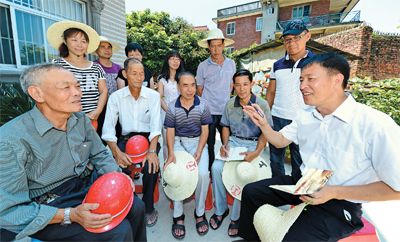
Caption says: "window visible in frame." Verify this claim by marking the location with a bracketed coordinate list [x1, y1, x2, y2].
[292, 5, 311, 18]
[256, 17, 263, 32]
[225, 47, 234, 55]
[226, 22, 235, 35]
[1, 0, 85, 67]
[267, 7, 274, 14]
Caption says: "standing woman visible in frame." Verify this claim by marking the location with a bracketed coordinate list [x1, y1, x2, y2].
[47, 21, 107, 122]
[158, 50, 185, 159]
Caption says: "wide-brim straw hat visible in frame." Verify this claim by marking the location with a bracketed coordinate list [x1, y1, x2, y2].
[222, 156, 272, 200]
[47, 20, 100, 53]
[198, 28, 235, 48]
[254, 203, 307, 242]
[163, 151, 199, 201]
[97, 35, 121, 53]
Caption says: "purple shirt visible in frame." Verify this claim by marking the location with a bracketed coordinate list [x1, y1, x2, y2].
[95, 60, 121, 95]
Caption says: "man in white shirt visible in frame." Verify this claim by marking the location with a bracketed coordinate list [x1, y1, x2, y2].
[239, 53, 400, 241]
[102, 58, 161, 227]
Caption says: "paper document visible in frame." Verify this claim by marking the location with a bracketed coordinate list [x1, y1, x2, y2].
[216, 146, 247, 161]
[270, 168, 333, 195]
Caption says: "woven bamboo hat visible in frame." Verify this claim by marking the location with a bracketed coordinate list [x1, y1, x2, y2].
[198, 28, 234, 48]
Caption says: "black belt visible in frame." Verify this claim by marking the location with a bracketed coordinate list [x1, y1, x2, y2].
[233, 135, 258, 141]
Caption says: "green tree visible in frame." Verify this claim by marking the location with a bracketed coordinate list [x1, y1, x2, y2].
[126, 9, 209, 76]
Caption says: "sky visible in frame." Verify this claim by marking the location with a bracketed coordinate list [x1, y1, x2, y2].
[125, 0, 400, 34]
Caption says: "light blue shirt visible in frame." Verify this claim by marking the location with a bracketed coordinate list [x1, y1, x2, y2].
[196, 57, 236, 115]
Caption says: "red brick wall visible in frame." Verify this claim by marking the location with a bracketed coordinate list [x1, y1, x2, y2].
[217, 13, 262, 50]
[316, 26, 400, 79]
[279, 0, 330, 21]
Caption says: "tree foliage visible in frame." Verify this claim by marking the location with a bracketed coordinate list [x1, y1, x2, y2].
[126, 9, 209, 76]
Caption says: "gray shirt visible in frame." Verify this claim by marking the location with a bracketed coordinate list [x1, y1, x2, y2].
[196, 57, 236, 115]
[0, 106, 120, 239]
[221, 94, 272, 138]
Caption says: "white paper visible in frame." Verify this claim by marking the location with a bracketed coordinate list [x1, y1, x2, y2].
[216, 146, 247, 161]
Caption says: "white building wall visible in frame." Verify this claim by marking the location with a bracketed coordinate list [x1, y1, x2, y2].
[100, 0, 126, 65]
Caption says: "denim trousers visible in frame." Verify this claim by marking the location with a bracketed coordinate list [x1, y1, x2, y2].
[211, 136, 259, 221]
[269, 115, 303, 177]
[171, 136, 210, 218]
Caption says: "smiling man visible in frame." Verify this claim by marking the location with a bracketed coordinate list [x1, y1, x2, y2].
[266, 19, 314, 178]
[239, 53, 400, 241]
[102, 58, 161, 227]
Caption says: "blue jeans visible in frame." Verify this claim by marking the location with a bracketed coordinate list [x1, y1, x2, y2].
[269, 116, 302, 177]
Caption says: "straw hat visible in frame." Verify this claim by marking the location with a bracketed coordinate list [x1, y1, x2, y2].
[97, 36, 121, 53]
[198, 28, 235, 48]
[162, 151, 199, 201]
[222, 156, 272, 200]
[254, 203, 307, 242]
[47, 20, 100, 53]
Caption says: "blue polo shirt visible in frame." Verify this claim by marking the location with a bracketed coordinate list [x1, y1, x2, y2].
[164, 95, 213, 137]
[221, 94, 272, 139]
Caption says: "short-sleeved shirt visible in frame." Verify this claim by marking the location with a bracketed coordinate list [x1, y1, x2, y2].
[196, 57, 236, 115]
[0, 107, 119, 239]
[94, 60, 121, 95]
[221, 94, 272, 139]
[280, 95, 400, 196]
[270, 51, 314, 120]
[164, 95, 212, 137]
[53, 58, 106, 113]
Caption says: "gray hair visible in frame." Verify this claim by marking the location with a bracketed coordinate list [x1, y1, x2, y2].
[123, 57, 143, 71]
[20, 63, 65, 94]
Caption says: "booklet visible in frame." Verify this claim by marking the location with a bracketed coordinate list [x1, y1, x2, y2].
[270, 168, 333, 195]
[216, 146, 248, 161]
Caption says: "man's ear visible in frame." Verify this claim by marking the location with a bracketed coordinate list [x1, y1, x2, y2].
[122, 69, 128, 79]
[333, 72, 345, 89]
[27, 86, 44, 103]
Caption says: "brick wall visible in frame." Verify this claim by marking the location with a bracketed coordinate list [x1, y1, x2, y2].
[316, 26, 400, 79]
[217, 13, 262, 50]
[279, 0, 330, 21]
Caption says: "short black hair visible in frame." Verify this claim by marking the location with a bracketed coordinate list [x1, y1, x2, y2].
[125, 42, 144, 57]
[302, 52, 350, 89]
[177, 71, 195, 84]
[207, 38, 225, 47]
[232, 69, 253, 83]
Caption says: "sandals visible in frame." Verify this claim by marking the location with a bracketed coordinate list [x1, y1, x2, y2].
[145, 209, 158, 227]
[228, 219, 240, 237]
[194, 210, 209, 236]
[172, 214, 185, 240]
[209, 209, 229, 230]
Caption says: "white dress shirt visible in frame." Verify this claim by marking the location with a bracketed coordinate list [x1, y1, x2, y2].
[280, 95, 400, 193]
[102, 86, 161, 143]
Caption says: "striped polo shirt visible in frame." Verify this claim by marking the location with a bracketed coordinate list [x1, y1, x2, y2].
[164, 95, 213, 137]
[54, 58, 106, 113]
[270, 50, 314, 120]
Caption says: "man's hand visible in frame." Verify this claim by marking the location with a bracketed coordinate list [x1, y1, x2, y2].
[164, 153, 176, 169]
[194, 150, 202, 164]
[243, 104, 268, 128]
[241, 150, 259, 162]
[299, 186, 338, 205]
[144, 152, 159, 174]
[113, 148, 132, 168]
[70, 203, 112, 229]
[86, 110, 100, 121]
[220, 144, 230, 158]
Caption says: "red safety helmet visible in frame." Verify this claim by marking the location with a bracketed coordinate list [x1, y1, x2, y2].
[125, 135, 149, 164]
[83, 172, 134, 233]
[91, 120, 98, 131]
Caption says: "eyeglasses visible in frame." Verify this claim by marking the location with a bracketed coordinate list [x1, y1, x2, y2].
[282, 33, 306, 44]
[169, 57, 181, 62]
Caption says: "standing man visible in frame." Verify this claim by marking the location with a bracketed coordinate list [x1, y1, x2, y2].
[266, 19, 313, 177]
[240, 53, 400, 241]
[0, 64, 146, 242]
[102, 58, 161, 227]
[94, 36, 122, 138]
[196, 28, 236, 171]
[209, 69, 272, 237]
[164, 72, 213, 239]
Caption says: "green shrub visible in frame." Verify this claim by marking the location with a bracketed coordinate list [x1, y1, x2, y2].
[0, 83, 34, 126]
[349, 78, 400, 125]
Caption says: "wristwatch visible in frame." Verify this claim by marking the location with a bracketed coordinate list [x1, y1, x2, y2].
[148, 149, 157, 154]
[61, 208, 72, 226]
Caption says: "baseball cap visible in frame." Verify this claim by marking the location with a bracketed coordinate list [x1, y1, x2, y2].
[282, 19, 308, 37]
